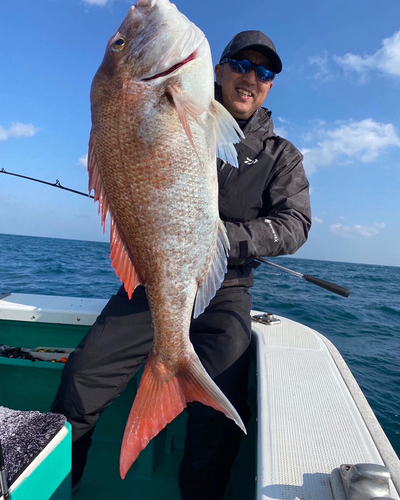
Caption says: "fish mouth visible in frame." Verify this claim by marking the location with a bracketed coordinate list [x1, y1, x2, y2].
[142, 51, 196, 81]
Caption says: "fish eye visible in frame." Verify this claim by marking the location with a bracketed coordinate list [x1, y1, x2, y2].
[111, 37, 126, 52]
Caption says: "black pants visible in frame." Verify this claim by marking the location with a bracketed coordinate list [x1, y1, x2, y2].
[52, 280, 252, 500]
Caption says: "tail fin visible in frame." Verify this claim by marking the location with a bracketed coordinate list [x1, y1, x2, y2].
[119, 350, 246, 479]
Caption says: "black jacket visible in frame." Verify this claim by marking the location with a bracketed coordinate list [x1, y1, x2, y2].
[216, 88, 311, 271]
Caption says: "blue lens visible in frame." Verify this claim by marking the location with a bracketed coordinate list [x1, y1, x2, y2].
[221, 58, 275, 82]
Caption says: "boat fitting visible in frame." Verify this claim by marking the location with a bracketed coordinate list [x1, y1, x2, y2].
[330, 463, 397, 499]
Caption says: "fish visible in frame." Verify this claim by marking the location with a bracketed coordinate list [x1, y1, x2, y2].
[88, 0, 245, 479]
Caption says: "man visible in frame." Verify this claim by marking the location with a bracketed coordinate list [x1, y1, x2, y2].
[52, 30, 311, 499]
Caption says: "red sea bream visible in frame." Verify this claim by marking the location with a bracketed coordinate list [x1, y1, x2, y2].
[88, 0, 245, 479]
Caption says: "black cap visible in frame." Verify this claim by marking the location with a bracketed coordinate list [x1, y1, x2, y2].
[219, 30, 282, 74]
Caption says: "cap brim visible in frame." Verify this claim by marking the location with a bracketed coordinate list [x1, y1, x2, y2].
[224, 43, 282, 74]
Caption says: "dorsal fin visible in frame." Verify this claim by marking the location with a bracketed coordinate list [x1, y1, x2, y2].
[193, 219, 230, 318]
[88, 131, 142, 298]
[110, 219, 142, 298]
[88, 132, 109, 233]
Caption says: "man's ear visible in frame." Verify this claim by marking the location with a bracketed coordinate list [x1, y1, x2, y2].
[215, 64, 221, 84]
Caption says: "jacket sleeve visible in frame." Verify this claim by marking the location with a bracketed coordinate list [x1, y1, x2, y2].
[225, 146, 311, 266]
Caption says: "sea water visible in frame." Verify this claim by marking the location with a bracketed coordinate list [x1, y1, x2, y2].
[1, 232, 399, 457]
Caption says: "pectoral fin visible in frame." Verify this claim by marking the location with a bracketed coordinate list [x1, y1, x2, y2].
[212, 99, 244, 167]
[167, 85, 208, 154]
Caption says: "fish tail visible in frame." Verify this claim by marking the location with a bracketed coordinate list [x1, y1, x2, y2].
[119, 351, 246, 479]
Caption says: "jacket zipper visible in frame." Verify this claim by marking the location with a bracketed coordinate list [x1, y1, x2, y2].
[220, 165, 235, 192]
[218, 159, 237, 193]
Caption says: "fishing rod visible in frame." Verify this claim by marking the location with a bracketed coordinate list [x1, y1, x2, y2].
[254, 256, 350, 297]
[0, 168, 94, 199]
[2, 167, 350, 297]
[0, 439, 10, 500]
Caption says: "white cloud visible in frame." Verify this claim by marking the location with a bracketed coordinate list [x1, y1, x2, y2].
[313, 217, 323, 224]
[274, 126, 287, 138]
[79, 154, 88, 168]
[301, 120, 326, 143]
[334, 31, 400, 80]
[274, 117, 290, 138]
[83, 0, 113, 5]
[0, 122, 39, 142]
[308, 52, 332, 82]
[329, 223, 386, 239]
[301, 118, 400, 175]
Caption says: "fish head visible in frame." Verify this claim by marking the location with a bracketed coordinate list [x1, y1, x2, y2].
[93, 0, 209, 88]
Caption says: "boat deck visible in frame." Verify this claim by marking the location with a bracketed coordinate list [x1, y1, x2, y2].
[252, 311, 400, 499]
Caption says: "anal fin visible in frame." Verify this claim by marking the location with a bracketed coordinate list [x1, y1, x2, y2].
[193, 219, 230, 318]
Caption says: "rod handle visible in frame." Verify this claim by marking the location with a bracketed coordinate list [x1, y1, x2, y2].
[303, 275, 350, 297]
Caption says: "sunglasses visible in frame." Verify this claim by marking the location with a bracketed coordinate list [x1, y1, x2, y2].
[220, 57, 276, 82]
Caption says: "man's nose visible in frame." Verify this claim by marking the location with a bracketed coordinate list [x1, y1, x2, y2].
[242, 68, 257, 84]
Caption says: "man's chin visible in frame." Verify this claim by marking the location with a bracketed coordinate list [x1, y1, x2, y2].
[231, 107, 253, 120]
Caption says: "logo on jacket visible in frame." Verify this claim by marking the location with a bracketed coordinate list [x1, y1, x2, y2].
[244, 157, 258, 165]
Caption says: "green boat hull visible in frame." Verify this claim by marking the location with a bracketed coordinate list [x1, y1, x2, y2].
[0, 317, 257, 500]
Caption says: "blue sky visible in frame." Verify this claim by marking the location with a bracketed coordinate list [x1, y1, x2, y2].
[1, 0, 400, 266]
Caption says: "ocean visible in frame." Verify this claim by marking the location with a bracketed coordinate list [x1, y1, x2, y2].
[1, 232, 399, 458]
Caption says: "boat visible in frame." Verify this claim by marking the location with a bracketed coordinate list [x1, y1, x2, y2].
[1, 292, 399, 500]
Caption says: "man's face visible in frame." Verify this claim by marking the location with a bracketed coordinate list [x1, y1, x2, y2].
[215, 49, 274, 120]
